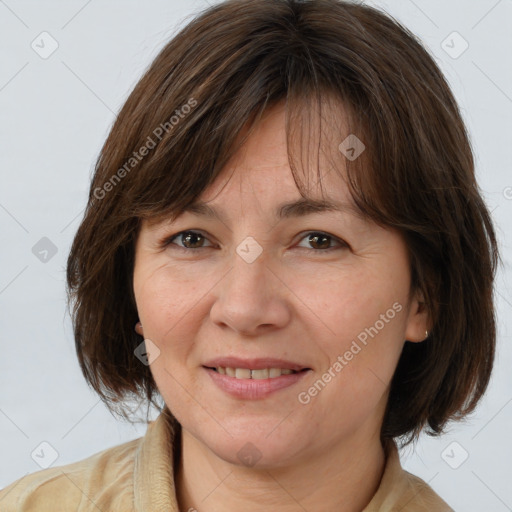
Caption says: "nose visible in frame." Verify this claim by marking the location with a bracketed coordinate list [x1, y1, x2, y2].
[209, 248, 292, 337]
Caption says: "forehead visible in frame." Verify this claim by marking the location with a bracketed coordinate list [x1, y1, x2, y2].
[229, 95, 352, 166]
[199, 97, 355, 205]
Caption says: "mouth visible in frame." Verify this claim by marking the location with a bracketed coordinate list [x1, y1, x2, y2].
[201, 357, 312, 399]
[204, 366, 310, 379]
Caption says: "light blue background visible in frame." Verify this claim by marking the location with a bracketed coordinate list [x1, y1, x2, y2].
[1, 1, 511, 510]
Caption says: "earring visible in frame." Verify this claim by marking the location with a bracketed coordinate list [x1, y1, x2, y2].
[135, 321, 143, 336]
[425, 330, 429, 339]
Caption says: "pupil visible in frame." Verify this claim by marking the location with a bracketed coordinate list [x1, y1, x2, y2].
[310, 233, 329, 249]
[184, 232, 202, 248]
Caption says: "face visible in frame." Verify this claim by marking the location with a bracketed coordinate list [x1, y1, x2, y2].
[133, 100, 428, 468]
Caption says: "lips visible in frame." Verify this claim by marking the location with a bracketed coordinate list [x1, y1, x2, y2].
[202, 357, 312, 399]
[202, 357, 310, 372]
[204, 364, 311, 399]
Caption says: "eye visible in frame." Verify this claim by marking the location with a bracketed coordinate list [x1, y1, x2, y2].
[296, 231, 349, 252]
[162, 230, 214, 251]
[161, 230, 348, 253]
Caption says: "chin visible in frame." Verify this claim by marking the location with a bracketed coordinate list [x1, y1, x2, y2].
[211, 437, 300, 469]
[192, 419, 308, 469]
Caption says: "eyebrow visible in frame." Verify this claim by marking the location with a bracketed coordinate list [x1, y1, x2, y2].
[181, 197, 365, 223]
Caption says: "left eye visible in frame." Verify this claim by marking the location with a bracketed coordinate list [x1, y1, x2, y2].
[295, 231, 348, 251]
[162, 230, 348, 252]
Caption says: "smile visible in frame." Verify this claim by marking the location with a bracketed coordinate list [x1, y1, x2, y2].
[208, 367, 302, 379]
[203, 366, 311, 399]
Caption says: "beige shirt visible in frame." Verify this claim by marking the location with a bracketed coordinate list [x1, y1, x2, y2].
[0, 407, 453, 511]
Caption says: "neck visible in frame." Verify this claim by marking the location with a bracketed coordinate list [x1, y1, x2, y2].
[175, 427, 386, 512]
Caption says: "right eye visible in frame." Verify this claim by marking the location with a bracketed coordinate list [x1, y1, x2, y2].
[161, 230, 215, 251]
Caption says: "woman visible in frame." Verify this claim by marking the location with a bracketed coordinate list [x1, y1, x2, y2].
[0, 0, 498, 510]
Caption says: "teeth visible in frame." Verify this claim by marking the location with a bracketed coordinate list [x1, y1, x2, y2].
[251, 369, 269, 379]
[235, 368, 251, 379]
[214, 367, 297, 379]
[269, 368, 281, 378]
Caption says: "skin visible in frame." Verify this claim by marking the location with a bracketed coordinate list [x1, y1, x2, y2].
[133, 100, 429, 512]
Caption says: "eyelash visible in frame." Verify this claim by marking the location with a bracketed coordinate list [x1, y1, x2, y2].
[160, 230, 349, 254]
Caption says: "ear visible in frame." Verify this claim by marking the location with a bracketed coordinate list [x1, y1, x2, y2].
[135, 321, 144, 336]
[404, 289, 430, 343]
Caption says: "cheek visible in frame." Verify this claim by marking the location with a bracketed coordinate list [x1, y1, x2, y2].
[133, 264, 220, 386]
[293, 261, 409, 391]
[134, 264, 202, 336]
[291, 259, 408, 338]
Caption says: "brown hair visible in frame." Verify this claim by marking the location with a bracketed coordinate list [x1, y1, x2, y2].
[66, 0, 499, 445]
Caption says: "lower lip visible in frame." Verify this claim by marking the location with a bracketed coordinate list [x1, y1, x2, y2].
[204, 367, 310, 400]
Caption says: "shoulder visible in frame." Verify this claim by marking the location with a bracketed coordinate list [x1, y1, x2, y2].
[0, 435, 143, 511]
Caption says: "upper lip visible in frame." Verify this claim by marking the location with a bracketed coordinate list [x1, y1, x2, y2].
[203, 357, 310, 372]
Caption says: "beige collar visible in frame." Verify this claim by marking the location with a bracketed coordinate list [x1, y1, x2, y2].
[133, 406, 180, 511]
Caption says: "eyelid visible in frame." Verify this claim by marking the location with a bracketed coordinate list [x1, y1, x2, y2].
[161, 229, 350, 252]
